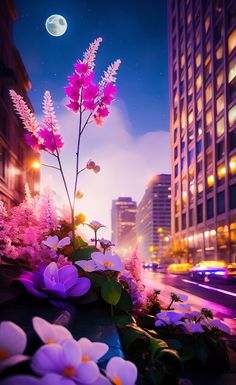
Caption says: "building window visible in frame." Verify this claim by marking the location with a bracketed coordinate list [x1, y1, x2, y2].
[228, 28, 236, 55]
[189, 208, 193, 227]
[217, 163, 226, 182]
[216, 94, 224, 115]
[216, 70, 224, 90]
[205, 83, 212, 104]
[217, 140, 225, 161]
[229, 77, 236, 104]
[196, 74, 202, 92]
[215, 45, 223, 65]
[228, 104, 236, 127]
[182, 213, 186, 229]
[188, 86, 193, 103]
[229, 129, 236, 151]
[197, 204, 203, 224]
[196, 139, 202, 156]
[228, 56, 236, 83]
[206, 130, 212, 148]
[230, 184, 236, 210]
[206, 108, 212, 126]
[207, 198, 214, 219]
[175, 217, 179, 232]
[188, 110, 194, 125]
[175, 164, 178, 177]
[195, 53, 201, 69]
[207, 174, 214, 188]
[174, 128, 177, 142]
[205, 15, 210, 34]
[189, 148, 194, 165]
[217, 191, 225, 214]
[229, 155, 236, 175]
[206, 151, 213, 169]
[216, 116, 225, 137]
[195, 29, 201, 47]
[228, 3, 236, 28]
[214, 21, 223, 46]
[0, 146, 6, 179]
[197, 160, 202, 174]
[197, 96, 202, 114]
[205, 57, 212, 79]
[181, 157, 186, 170]
[174, 146, 178, 160]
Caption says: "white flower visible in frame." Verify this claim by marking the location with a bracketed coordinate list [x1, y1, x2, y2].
[106, 357, 137, 385]
[32, 317, 73, 345]
[43, 235, 70, 250]
[0, 321, 28, 372]
[77, 337, 109, 363]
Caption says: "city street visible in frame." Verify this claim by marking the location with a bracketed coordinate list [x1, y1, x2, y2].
[143, 269, 236, 336]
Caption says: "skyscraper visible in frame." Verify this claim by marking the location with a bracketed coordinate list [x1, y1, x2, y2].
[136, 174, 171, 261]
[0, 0, 40, 209]
[168, 0, 236, 262]
[111, 197, 137, 251]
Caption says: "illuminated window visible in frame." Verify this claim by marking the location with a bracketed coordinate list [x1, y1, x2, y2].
[228, 28, 236, 55]
[205, 57, 212, 78]
[206, 108, 212, 126]
[216, 45, 223, 62]
[197, 96, 202, 114]
[207, 174, 214, 187]
[205, 15, 210, 34]
[228, 57, 236, 83]
[216, 70, 224, 90]
[217, 163, 226, 180]
[206, 152, 213, 169]
[180, 54, 185, 68]
[216, 116, 225, 137]
[197, 182, 203, 194]
[196, 74, 202, 92]
[205, 83, 212, 104]
[188, 66, 192, 81]
[229, 155, 236, 175]
[188, 110, 194, 125]
[205, 39, 211, 55]
[228, 104, 236, 127]
[181, 111, 186, 129]
[216, 94, 224, 115]
[195, 53, 201, 68]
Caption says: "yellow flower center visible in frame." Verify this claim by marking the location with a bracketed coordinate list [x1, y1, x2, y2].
[103, 261, 113, 267]
[63, 366, 76, 378]
[0, 350, 9, 360]
[46, 338, 55, 344]
[82, 355, 90, 362]
[112, 376, 122, 385]
[52, 244, 58, 249]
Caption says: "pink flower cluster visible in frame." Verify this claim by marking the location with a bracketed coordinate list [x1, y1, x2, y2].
[65, 37, 121, 126]
[10, 90, 63, 154]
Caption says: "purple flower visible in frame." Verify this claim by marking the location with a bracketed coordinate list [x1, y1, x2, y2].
[155, 311, 184, 327]
[18, 262, 90, 299]
[106, 357, 137, 385]
[181, 321, 204, 334]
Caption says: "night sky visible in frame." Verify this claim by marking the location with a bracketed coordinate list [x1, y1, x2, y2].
[14, 0, 169, 136]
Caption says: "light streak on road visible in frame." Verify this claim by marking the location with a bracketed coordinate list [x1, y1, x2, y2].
[182, 279, 236, 298]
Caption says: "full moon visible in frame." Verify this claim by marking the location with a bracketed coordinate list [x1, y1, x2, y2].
[45, 14, 67, 37]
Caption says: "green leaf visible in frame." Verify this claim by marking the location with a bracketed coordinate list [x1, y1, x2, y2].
[88, 272, 107, 288]
[119, 324, 151, 350]
[114, 313, 136, 328]
[147, 367, 165, 385]
[196, 340, 209, 364]
[101, 280, 122, 305]
[71, 247, 97, 262]
[179, 344, 196, 362]
[138, 314, 156, 329]
[150, 337, 168, 358]
[116, 289, 133, 311]
[157, 348, 183, 373]
[165, 339, 183, 350]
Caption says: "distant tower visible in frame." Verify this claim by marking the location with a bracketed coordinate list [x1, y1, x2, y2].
[111, 197, 137, 251]
[0, 0, 40, 209]
[136, 174, 171, 261]
[168, 0, 236, 262]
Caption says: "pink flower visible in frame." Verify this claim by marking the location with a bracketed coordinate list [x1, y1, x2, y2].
[64, 86, 79, 101]
[104, 83, 118, 96]
[32, 317, 73, 345]
[96, 107, 109, 118]
[83, 84, 98, 100]
[93, 165, 100, 174]
[24, 133, 43, 152]
[92, 251, 124, 272]
[83, 37, 103, 71]
[83, 100, 98, 111]
[94, 116, 104, 126]
[66, 101, 80, 113]
[9, 89, 39, 134]
[86, 160, 96, 170]
[68, 74, 85, 90]
[74, 62, 89, 75]
[39, 128, 63, 153]
[43, 235, 70, 250]
[106, 357, 137, 385]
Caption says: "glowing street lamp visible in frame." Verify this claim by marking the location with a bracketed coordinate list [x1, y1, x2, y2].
[32, 160, 41, 169]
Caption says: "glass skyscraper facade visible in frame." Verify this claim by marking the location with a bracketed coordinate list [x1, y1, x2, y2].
[169, 0, 236, 262]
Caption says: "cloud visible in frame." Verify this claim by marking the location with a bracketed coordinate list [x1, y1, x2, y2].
[40, 100, 170, 238]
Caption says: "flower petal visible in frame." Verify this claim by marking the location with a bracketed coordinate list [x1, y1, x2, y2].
[43, 262, 59, 290]
[66, 277, 91, 297]
[0, 375, 41, 385]
[43, 236, 59, 248]
[106, 357, 124, 378]
[75, 260, 98, 272]
[106, 357, 137, 385]
[0, 321, 27, 356]
[62, 340, 82, 368]
[58, 265, 78, 291]
[89, 375, 112, 385]
[58, 237, 71, 249]
[41, 373, 76, 385]
[32, 317, 73, 345]
[19, 278, 48, 298]
[0, 354, 29, 372]
[31, 344, 63, 375]
[76, 361, 100, 384]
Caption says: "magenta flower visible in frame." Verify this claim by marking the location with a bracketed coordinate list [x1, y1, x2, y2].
[83, 84, 99, 101]
[68, 74, 85, 90]
[66, 101, 80, 113]
[0, 321, 28, 372]
[74, 62, 90, 75]
[64, 86, 79, 101]
[96, 107, 109, 118]
[18, 262, 90, 299]
[104, 83, 118, 97]
[39, 128, 63, 153]
[83, 100, 98, 111]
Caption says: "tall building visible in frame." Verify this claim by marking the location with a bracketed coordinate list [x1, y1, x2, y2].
[111, 197, 137, 251]
[0, 0, 40, 210]
[168, 0, 236, 263]
[136, 174, 171, 261]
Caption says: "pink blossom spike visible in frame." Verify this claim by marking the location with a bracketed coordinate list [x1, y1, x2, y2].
[82, 37, 103, 71]
[9, 89, 39, 134]
[42, 91, 58, 132]
[99, 59, 121, 89]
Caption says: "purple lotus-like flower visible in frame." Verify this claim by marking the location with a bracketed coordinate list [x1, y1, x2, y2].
[18, 262, 90, 299]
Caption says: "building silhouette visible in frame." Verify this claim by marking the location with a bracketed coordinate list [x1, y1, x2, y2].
[111, 197, 137, 253]
[136, 174, 171, 261]
[168, 0, 236, 262]
[0, 0, 40, 209]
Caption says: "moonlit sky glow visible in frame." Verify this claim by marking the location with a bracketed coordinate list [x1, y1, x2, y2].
[14, 0, 170, 237]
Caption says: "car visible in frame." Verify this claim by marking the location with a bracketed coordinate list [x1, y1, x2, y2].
[226, 263, 236, 281]
[167, 263, 193, 274]
[190, 260, 227, 281]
